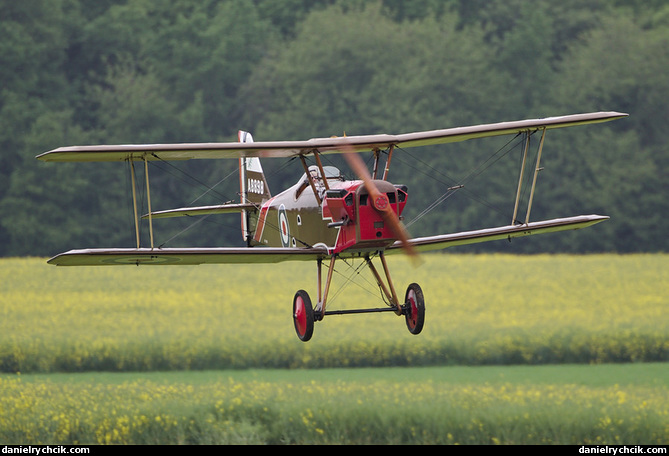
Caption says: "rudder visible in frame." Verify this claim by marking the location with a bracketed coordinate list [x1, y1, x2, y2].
[239, 131, 271, 245]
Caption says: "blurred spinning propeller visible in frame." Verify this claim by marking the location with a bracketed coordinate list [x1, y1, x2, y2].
[341, 143, 419, 262]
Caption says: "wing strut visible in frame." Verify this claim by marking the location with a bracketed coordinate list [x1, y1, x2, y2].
[312, 151, 330, 192]
[129, 160, 140, 249]
[128, 156, 156, 249]
[370, 145, 395, 181]
[298, 150, 332, 206]
[382, 144, 395, 181]
[299, 155, 322, 206]
[511, 128, 546, 225]
[144, 156, 155, 249]
[525, 127, 546, 224]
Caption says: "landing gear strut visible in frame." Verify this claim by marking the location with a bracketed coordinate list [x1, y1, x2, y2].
[291, 253, 426, 341]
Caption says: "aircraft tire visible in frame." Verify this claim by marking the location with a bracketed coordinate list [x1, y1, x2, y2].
[293, 290, 314, 342]
[404, 283, 425, 335]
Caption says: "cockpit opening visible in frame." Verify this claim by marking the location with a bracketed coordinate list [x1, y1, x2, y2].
[295, 165, 343, 200]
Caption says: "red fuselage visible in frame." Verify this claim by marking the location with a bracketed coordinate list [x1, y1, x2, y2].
[250, 170, 407, 255]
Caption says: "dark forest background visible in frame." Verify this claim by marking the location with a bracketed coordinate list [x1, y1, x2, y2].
[1, 0, 667, 257]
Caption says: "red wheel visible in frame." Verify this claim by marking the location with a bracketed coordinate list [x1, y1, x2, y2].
[293, 290, 314, 342]
[404, 283, 425, 335]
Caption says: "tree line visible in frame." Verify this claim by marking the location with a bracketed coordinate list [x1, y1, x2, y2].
[1, 0, 667, 256]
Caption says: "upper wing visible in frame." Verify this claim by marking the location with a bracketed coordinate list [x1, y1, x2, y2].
[36, 112, 627, 163]
[47, 246, 329, 266]
[386, 215, 609, 254]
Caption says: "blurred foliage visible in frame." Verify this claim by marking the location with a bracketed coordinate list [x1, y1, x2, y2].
[0, 0, 666, 256]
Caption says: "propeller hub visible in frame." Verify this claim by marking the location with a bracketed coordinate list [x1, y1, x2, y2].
[374, 194, 389, 211]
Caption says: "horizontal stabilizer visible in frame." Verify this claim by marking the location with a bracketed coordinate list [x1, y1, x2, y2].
[388, 215, 609, 254]
[143, 203, 257, 219]
[47, 246, 329, 266]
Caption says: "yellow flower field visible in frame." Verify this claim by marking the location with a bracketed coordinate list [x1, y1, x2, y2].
[0, 254, 667, 371]
[1, 253, 667, 444]
[1, 365, 667, 444]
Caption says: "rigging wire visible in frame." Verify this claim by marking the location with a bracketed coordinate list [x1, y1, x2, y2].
[129, 129, 535, 251]
[147, 154, 314, 249]
[156, 213, 214, 248]
[397, 133, 527, 227]
[325, 254, 391, 308]
[148, 155, 235, 203]
[304, 136, 533, 311]
[189, 167, 239, 205]
[136, 157, 240, 248]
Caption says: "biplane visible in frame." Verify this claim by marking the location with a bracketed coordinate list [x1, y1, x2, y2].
[37, 111, 627, 341]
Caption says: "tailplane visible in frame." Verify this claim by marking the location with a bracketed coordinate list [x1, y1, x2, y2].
[239, 131, 271, 244]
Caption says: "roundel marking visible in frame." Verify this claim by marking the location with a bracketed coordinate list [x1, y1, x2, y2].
[101, 256, 182, 265]
[278, 204, 290, 247]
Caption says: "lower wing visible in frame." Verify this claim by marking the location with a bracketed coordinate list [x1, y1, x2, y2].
[47, 246, 328, 266]
[388, 215, 608, 254]
[46, 215, 607, 266]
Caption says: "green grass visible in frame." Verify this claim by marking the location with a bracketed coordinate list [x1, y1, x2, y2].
[2, 363, 667, 444]
[18, 362, 669, 387]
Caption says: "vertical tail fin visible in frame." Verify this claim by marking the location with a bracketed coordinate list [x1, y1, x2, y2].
[238, 131, 271, 245]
